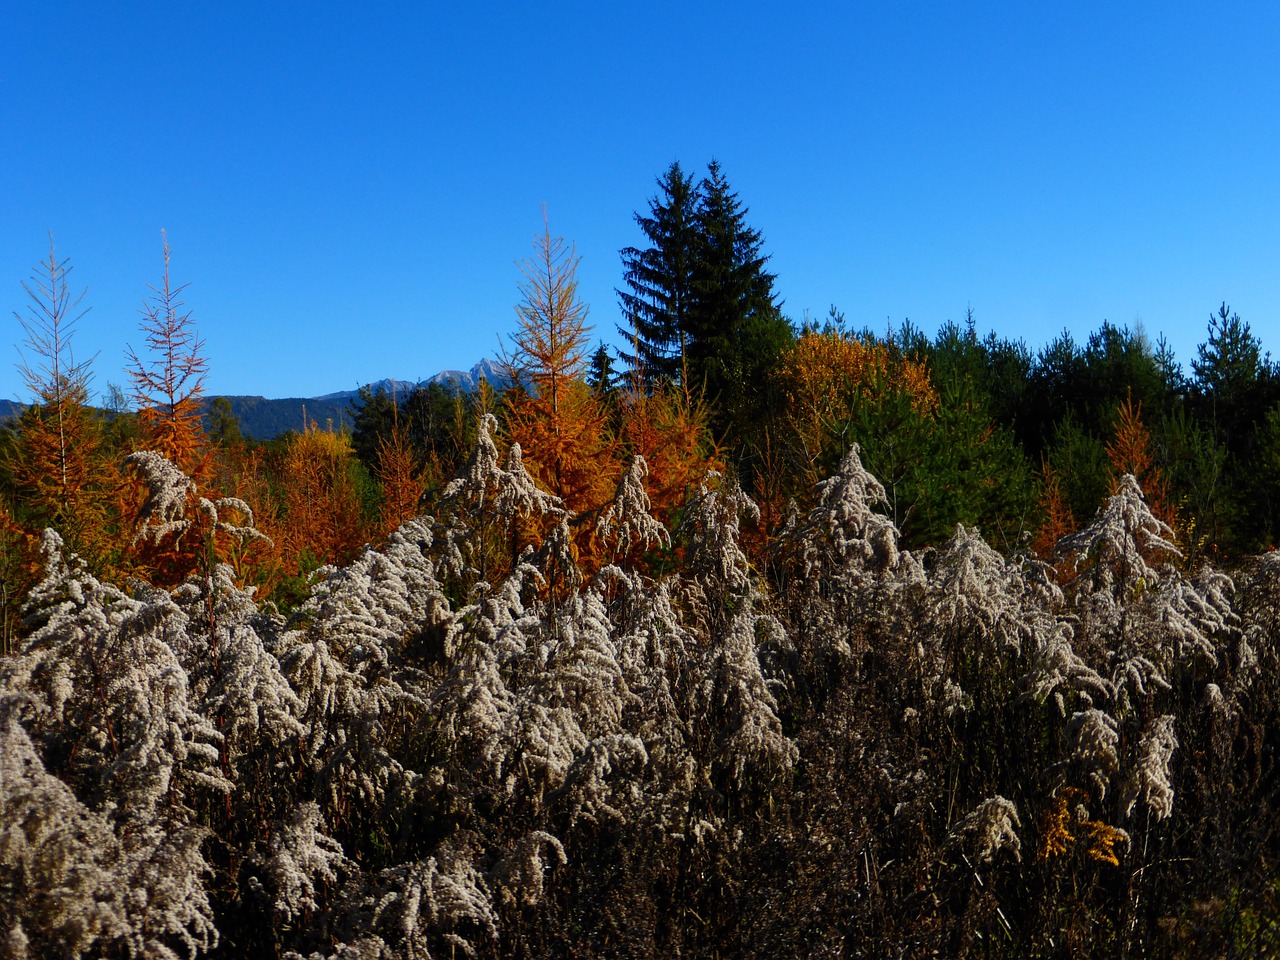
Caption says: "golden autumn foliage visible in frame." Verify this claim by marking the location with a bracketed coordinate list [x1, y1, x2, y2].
[275, 424, 368, 576]
[1038, 789, 1077, 862]
[778, 332, 937, 425]
[1033, 457, 1077, 569]
[773, 331, 937, 489]
[1038, 787, 1129, 867]
[126, 234, 212, 482]
[1107, 391, 1177, 533]
[9, 240, 113, 564]
[503, 215, 618, 523]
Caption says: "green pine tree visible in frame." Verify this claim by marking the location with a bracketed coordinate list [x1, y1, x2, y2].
[1192, 302, 1264, 452]
[587, 341, 618, 397]
[349, 384, 397, 473]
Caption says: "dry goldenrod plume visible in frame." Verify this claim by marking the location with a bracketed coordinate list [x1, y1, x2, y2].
[440, 413, 566, 586]
[0, 391, 1269, 957]
[949, 795, 1022, 864]
[595, 455, 670, 563]
[1068, 708, 1121, 800]
[1060, 473, 1234, 708]
[1123, 713, 1179, 821]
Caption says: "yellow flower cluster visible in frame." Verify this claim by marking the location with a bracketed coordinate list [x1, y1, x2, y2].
[1038, 787, 1129, 866]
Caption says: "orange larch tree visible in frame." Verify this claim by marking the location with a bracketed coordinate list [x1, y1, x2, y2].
[617, 377, 720, 532]
[502, 214, 617, 528]
[1032, 456, 1078, 576]
[377, 418, 427, 537]
[126, 233, 211, 481]
[1106, 390, 1177, 532]
[209, 439, 284, 594]
[276, 423, 369, 579]
[8, 238, 111, 565]
[122, 234, 219, 584]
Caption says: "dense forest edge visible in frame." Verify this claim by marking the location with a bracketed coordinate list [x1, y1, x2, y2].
[1, 165, 1278, 958]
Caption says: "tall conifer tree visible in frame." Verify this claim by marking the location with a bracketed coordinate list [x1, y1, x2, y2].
[126, 234, 210, 481]
[617, 162, 700, 384]
[9, 238, 108, 561]
[1191, 302, 1264, 451]
[619, 161, 791, 459]
[687, 160, 791, 442]
[505, 213, 616, 518]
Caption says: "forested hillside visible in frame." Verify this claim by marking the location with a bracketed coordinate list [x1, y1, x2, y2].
[2, 168, 1278, 958]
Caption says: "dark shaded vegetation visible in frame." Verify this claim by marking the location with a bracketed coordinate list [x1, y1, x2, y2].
[3, 443, 1277, 959]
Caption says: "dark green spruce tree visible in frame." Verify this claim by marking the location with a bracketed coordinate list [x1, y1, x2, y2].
[617, 161, 701, 384]
[587, 341, 618, 396]
[618, 159, 792, 480]
[686, 160, 792, 448]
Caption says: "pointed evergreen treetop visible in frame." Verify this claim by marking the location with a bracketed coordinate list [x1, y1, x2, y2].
[686, 159, 784, 387]
[617, 161, 701, 385]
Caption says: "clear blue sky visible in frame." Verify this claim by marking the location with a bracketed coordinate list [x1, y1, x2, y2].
[3, 2, 1278, 402]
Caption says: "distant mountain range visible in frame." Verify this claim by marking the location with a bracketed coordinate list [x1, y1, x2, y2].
[0, 359, 508, 441]
[209, 359, 509, 439]
[313, 358, 508, 402]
